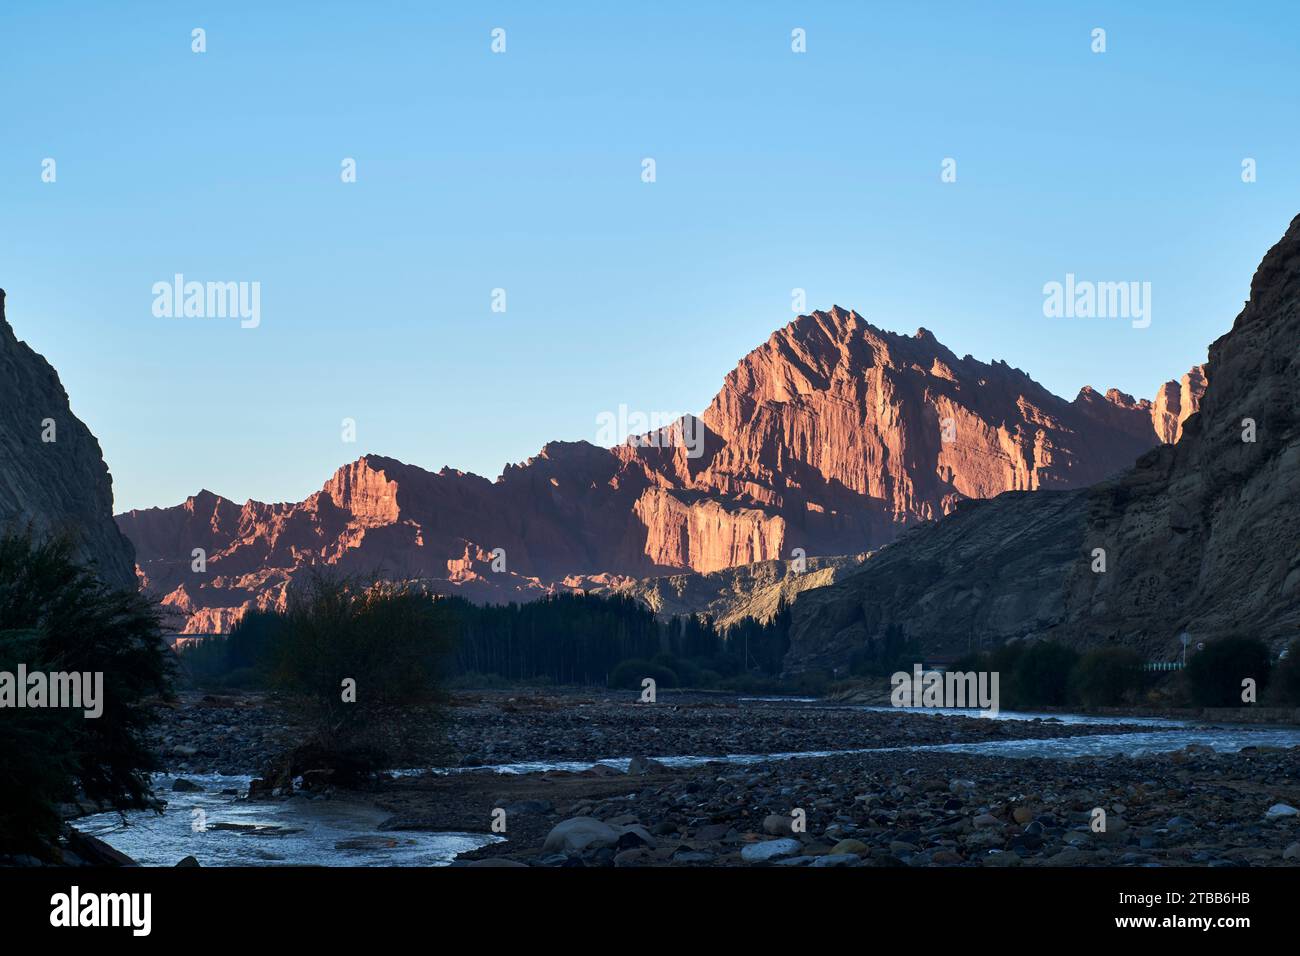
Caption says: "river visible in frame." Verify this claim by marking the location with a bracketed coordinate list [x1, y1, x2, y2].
[77, 705, 1300, 866]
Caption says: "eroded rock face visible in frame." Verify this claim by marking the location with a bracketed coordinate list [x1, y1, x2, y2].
[787, 214, 1300, 669]
[0, 289, 136, 590]
[1058, 215, 1300, 653]
[600, 554, 870, 629]
[119, 308, 1197, 632]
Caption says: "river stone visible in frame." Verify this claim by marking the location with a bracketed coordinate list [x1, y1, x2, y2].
[1266, 803, 1298, 818]
[830, 839, 870, 856]
[763, 814, 795, 836]
[966, 830, 1004, 850]
[614, 848, 652, 867]
[1050, 847, 1088, 866]
[171, 778, 202, 793]
[973, 813, 1001, 829]
[542, 817, 623, 854]
[673, 850, 715, 864]
[1283, 842, 1300, 861]
[982, 850, 1022, 867]
[812, 853, 859, 867]
[741, 838, 801, 863]
[694, 823, 731, 841]
[614, 825, 656, 850]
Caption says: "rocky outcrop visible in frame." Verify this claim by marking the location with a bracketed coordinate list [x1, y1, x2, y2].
[0, 289, 136, 589]
[119, 309, 1199, 632]
[599, 554, 870, 629]
[1150, 366, 1207, 443]
[787, 215, 1300, 670]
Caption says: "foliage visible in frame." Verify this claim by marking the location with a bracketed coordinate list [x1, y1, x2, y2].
[1183, 635, 1272, 707]
[266, 573, 455, 778]
[1068, 647, 1144, 707]
[0, 532, 170, 857]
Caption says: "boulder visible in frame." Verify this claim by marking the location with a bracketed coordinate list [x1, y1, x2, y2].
[762, 814, 795, 836]
[542, 817, 621, 854]
[740, 838, 802, 863]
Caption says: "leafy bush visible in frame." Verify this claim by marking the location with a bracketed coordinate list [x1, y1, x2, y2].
[1068, 647, 1144, 707]
[266, 574, 454, 780]
[1183, 635, 1272, 707]
[1008, 642, 1079, 708]
[0, 532, 170, 858]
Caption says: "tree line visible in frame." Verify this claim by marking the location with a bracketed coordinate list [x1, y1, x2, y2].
[182, 589, 797, 692]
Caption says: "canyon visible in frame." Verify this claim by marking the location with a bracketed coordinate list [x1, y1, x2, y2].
[117, 304, 1204, 633]
[787, 214, 1300, 670]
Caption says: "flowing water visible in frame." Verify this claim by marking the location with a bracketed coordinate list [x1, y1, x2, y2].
[77, 706, 1300, 866]
[76, 773, 501, 867]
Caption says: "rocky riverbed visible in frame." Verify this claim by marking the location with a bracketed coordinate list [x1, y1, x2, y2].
[404, 744, 1300, 867]
[147, 689, 1157, 776]
[118, 689, 1300, 868]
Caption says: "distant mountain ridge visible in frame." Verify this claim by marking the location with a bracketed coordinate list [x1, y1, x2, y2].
[117, 306, 1203, 632]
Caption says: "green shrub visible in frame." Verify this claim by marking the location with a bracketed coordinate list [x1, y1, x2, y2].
[1183, 635, 1272, 707]
[0, 532, 170, 858]
[1008, 642, 1079, 708]
[1068, 647, 1144, 707]
[267, 574, 454, 780]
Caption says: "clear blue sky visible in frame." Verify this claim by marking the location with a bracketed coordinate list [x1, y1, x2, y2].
[3, 1, 1297, 513]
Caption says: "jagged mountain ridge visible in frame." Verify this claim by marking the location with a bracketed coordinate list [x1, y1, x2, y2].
[117, 307, 1203, 632]
[786, 215, 1300, 670]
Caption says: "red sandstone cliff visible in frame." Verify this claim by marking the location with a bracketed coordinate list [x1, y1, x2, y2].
[117, 308, 1203, 632]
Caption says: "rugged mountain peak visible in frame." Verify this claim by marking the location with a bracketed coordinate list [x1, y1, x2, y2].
[119, 305, 1196, 631]
[0, 289, 136, 589]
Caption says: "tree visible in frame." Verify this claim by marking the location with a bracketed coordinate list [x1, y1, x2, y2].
[0, 531, 170, 858]
[1009, 642, 1079, 708]
[1184, 635, 1272, 707]
[267, 573, 455, 780]
[1068, 647, 1144, 707]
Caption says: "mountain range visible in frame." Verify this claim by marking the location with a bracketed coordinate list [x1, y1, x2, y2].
[787, 215, 1300, 669]
[115, 305, 1204, 633]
